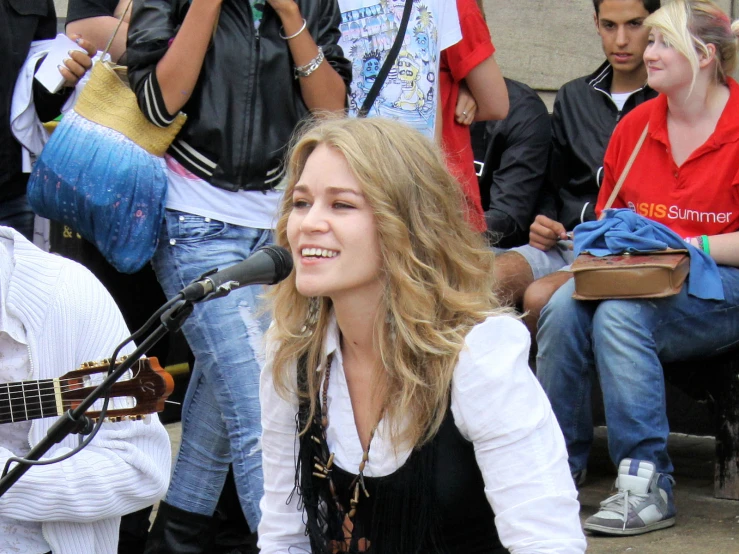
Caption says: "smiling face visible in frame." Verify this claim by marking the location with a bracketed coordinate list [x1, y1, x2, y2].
[286, 144, 383, 305]
[644, 28, 695, 93]
[596, 0, 651, 77]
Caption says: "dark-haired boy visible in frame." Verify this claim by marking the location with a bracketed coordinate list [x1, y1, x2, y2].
[493, 0, 660, 333]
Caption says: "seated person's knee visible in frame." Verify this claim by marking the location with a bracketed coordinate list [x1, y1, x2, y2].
[523, 278, 559, 318]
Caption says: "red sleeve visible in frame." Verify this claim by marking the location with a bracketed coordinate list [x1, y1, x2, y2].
[444, 0, 495, 83]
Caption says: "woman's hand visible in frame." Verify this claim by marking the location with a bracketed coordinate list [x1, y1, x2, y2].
[59, 35, 96, 88]
[268, 0, 346, 112]
[267, 0, 299, 19]
[268, 0, 303, 37]
[455, 82, 477, 126]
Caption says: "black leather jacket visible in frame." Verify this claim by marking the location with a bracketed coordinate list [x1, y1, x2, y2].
[126, 0, 351, 192]
[544, 61, 658, 231]
[472, 78, 551, 248]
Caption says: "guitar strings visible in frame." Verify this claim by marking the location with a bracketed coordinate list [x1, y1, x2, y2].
[0, 367, 143, 419]
[0, 367, 142, 393]
[0, 393, 137, 419]
[0, 376, 139, 396]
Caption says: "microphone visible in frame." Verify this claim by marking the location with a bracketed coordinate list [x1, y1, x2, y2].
[180, 245, 293, 302]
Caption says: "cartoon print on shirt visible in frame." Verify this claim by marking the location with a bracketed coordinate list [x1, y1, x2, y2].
[359, 50, 383, 96]
[339, 0, 440, 137]
[413, 5, 438, 76]
[395, 51, 425, 111]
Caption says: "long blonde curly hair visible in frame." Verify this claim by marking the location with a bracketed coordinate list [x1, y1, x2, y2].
[267, 116, 509, 449]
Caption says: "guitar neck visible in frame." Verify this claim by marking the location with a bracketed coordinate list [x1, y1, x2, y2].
[0, 378, 62, 425]
[0, 356, 173, 425]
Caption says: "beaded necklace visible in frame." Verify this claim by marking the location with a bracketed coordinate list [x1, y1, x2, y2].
[313, 353, 381, 521]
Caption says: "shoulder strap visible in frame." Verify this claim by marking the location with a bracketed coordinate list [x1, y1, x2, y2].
[602, 123, 649, 211]
[102, 0, 133, 58]
[358, 0, 414, 118]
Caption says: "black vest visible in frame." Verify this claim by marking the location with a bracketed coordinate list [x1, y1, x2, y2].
[297, 369, 505, 553]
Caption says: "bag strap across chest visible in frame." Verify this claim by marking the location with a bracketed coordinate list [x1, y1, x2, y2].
[601, 123, 649, 214]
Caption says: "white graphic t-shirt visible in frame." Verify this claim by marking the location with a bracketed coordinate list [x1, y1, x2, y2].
[338, 0, 461, 139]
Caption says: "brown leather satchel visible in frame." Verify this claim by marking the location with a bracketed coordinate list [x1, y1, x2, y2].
[571, 124, 690, 300]
[571, 250, 689, 300]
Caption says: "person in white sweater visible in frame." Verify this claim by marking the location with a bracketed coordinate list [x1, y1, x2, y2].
[0, 226, 171, 554]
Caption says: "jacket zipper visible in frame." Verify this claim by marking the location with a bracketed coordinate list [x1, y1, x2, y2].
[594, 87, 621, 118]
[244, 27, 260, 184]
[594, 85, 646, 122]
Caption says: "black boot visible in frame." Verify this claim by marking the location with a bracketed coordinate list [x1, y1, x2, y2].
[143, 501, 218, 554]
[119, 505, 154, 553]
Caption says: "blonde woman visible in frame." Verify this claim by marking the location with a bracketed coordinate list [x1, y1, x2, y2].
[537, 0, 739, 537]
[257, 117, 585, 553]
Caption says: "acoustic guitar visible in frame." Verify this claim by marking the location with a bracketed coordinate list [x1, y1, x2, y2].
[0, 357, 174, 424]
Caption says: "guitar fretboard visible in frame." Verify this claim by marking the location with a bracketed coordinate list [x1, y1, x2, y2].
[0, 379, 60, 424]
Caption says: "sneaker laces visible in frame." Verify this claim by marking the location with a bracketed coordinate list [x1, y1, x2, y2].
[598, 489, 649, 531]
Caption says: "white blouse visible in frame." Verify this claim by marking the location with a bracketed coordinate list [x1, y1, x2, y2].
[258, 314, 586, 553]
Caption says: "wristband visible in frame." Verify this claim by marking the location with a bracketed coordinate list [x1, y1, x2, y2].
[294, 47, 324, 79]
[280, 19, 307, 40]
[701, 235, 711, 255]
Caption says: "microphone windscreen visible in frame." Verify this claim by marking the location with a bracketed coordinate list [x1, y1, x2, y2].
[260, 245, 294, 284]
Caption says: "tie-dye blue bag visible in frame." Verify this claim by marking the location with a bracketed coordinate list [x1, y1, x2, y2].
[27, 60, 186, 273]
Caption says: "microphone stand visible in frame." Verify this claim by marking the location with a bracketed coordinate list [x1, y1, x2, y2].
[0, 296, 194, 498]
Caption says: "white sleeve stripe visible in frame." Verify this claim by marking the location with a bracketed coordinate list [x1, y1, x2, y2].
[148, 75, 176, 125]
[175, 139, 217, 169]
[143, 76, 166, 127]
[580, 202, 590, 223]
[170, 142, 215, 176]
[144, 75, 176, 127]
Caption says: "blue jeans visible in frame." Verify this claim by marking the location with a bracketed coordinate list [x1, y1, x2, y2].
[0, 194, 35, 240]
[151, 210, 272, 528]
[537, 267, 739, 477]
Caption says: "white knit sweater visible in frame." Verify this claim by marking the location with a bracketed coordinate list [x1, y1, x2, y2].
[0, 227, 171, 553]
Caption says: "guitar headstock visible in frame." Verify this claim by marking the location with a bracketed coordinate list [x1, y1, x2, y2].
[59, 357, 174, 420]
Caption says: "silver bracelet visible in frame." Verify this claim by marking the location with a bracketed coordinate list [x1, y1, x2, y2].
[280, 18, 307, 40]
[294, 47, 324, 79]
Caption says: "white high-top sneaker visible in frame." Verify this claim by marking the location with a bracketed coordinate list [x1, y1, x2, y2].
[584, 459, 676, 536]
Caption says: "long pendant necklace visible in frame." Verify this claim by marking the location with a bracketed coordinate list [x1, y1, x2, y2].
[312, 353, 381, 522]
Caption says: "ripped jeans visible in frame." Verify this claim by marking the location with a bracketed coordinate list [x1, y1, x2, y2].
[151, 210, 272, 529]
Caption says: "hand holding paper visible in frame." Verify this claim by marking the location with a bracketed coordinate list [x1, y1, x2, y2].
[34, 34, 96, 94]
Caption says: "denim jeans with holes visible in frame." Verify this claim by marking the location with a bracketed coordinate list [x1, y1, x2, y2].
[536, 267, 739, 478]
[151, 209, 272, 528]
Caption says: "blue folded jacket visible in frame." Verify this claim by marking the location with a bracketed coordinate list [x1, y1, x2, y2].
[573, 209, 724, 300]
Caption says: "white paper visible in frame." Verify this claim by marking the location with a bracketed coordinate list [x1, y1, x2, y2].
[33, 34, 87, 94]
